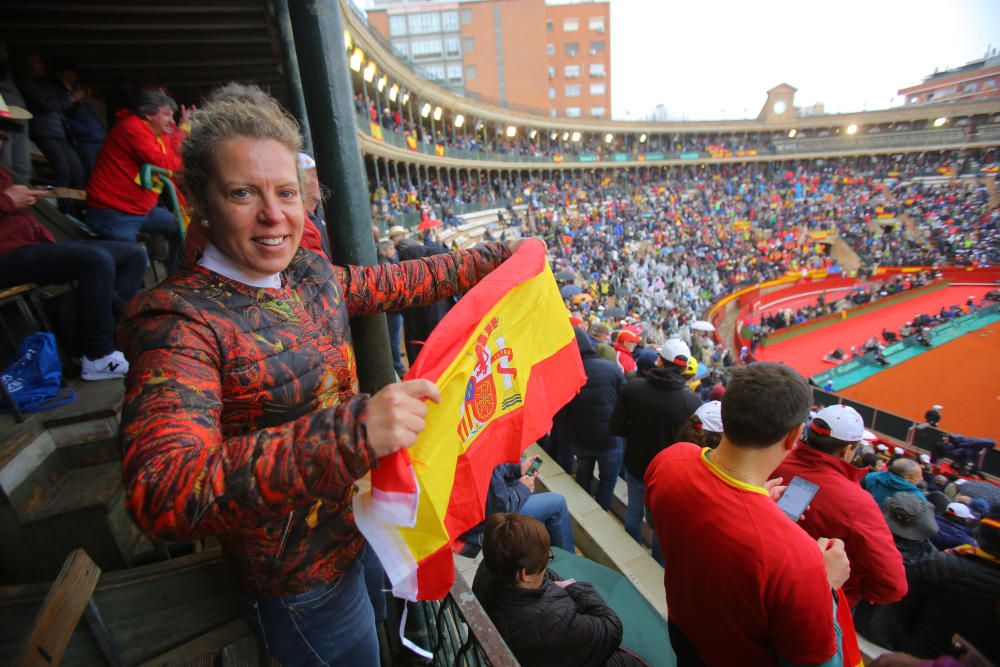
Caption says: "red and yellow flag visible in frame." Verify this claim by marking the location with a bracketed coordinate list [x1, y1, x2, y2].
[354, 239, 585, 600]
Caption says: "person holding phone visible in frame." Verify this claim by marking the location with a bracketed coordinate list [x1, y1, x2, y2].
[773, 404, 908, 609]
[644, 363, 850, 667]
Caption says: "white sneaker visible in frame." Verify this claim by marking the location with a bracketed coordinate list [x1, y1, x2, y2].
[81, 350, 130, 381]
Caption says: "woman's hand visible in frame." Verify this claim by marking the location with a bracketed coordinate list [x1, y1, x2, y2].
[366, 379, 441, 458]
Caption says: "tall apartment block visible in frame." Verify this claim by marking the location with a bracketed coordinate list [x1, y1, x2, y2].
[365, 0, 611, 119]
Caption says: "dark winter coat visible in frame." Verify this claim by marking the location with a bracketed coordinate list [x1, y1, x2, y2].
[551, 329, 625, 454]
[16, 74, 72, 140]
[610, 366, 702, 480]
[473, 564, 640, 667]
[397, 241, 454, 364]
[456, 463, 530, 556]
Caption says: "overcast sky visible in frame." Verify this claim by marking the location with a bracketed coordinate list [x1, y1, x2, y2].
[610, 0, 1000, 120]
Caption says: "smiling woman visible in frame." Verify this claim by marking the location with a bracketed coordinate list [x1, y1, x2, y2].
[116, 84, 523, 666]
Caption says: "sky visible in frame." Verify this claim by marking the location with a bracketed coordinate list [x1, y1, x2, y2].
[609, 0, 1000, 120]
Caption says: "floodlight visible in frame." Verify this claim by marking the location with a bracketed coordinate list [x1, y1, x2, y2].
[350, 48, 364, 72]
[846, 124, 858, 135]
[420, 103, 431, 118]
[363, 62, 377, 83]
[933, 117, 947, 127]
[454, 114, 465, 128]
[506, 126, 517, 138]
[389, 84, 399, 102]
[788, 129, 797, 138]
[433, 106, 442, 121]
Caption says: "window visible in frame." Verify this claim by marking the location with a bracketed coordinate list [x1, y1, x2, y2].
[564, 64, 580, 79]
[588, 16, 605, 32]
[393, 41, 410, 59]
[546, 20, 554, 32]
[565, 84, 581, 97]
[591, 106, 606, 117]
[566, 107, 581, 118]
[963, 82, 978, 93]
[589, 62, 606, 77]
[442, 10, 459, 31]
[547, 43, 555, 56]
[565, 42, 579, 57]
[423, 64, 445, 81]
[445, 36, 461, 57]
[548, 65, 555, 79]
[563, 18, 579, 32]
[548, 87, 556, 99]
[461, 9, 473, 25]
[984, 79, 997, 89]
[589, 40, 605, 55]
[408, 12, 441, 35]
[447, 63, 463, 83]
[466, 65, 477, 80]
[389, 15, 407, 36]
[462, 37, 475, 52]
[590, 82, 606, 96]
[411, 38, 443, 59]
[551, 108, 558, 118]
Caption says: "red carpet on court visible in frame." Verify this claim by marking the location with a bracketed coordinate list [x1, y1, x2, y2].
[755, 286, 994, 378]
[839, 320, 1000, 443]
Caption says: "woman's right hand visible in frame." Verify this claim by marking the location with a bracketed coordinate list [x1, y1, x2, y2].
[367, 379, 441, 458]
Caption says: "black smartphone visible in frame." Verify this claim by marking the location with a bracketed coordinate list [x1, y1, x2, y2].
[526, 458, 543, 477]
[776, 476, 819, 522]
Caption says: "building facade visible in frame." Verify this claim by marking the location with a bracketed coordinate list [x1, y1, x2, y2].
[898, 53, 1000, 106]
[366, 0, 610, 118]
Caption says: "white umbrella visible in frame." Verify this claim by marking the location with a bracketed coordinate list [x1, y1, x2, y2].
[691, 320, 716, 332]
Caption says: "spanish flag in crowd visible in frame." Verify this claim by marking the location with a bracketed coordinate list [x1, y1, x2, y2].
[405, 132, 418, 151]
[354, 239, 585, 601]
[369, 121, 383, 141]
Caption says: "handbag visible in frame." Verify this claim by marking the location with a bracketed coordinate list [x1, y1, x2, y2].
[0, 332, 76, 413]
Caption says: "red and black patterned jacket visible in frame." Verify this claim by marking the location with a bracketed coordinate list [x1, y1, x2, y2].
[119, 243, 511, 596]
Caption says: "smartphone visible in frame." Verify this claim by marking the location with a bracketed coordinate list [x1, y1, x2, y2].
[776, 476, 819, 522]
[526, 458, 543, 477]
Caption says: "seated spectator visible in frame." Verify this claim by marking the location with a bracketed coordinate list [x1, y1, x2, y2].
[54, 63, 106, 178]
[931, 503, 977, 551]
[882, 493, 940, 568]
[645, 362, 851, 666]
[85, 90, 189, 272]
[864, 457, 927, 506]
[0, 102, 144, 380]
[774, 404, 908, 608]
[861, 514, 1000, 659]
[948, 479, 1000, 511]
[472, 513, 642, 667]
[674, 400, 723, 448]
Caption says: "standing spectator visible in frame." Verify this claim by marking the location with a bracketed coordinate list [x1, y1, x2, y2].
[376, 239, 405, 377]
[552, 328, 625, 509]
[16, 54, 86, 195]
[863, 457, 927, 506]
[773, 404, 907, 608]
[674, 400, 724, 448]
[85, 90, 188, 272]
[924, 405, 942, 428]
[472, 513, 639, 667]
[612, 329, 639, 375]
[610, 338, 701, 557]
[390, 225, 453, 365]
[0, 105, 145, 380]
[881, 494, 939, 568]
[644, 362, 850, 666]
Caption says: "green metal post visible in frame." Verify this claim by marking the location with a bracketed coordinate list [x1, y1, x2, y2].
[287, 0, 396, 393]
[273, 0, 313, 154]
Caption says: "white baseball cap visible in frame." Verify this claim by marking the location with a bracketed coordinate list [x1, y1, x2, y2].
[694, 401, 723, 433]
[658, 338, 690, 367]
[297, 152, 317, 170]
[894, 447, 905, 456]
[932, 404, 943, 411]
[919, 454, 931, 464]
[947, 502, 974, 519]
[877, 444, 889, 451]
[810, 405, 865, 443]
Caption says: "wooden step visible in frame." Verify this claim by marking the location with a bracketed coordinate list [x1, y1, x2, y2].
[22, 462, 122, 524]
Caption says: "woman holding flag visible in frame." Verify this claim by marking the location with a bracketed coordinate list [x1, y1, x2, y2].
[117, 86, 527, 666]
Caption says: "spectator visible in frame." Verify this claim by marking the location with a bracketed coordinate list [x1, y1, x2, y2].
[864, 457, 927, 506]
[390, 224, 454, 365]
[644, 362, 850, 666]
[0, 45, 31, 182]
[674, 400, 723, 448]
[881, 493, 940, 568]
[590, 322, 611, 346]
[53, 64, 106, 178]
[295, 152, 329, 259]
[552, 328, 625, 509]
[931, 503, 977, 551]
[0, 101, 144, 380]
[85, 90, 189, 272]
[117, 88, 520, 666]
[612, 329, 639, 375]
[861, 514, 1000, 659]
[16, 54, 86, 194]
[376, 239, 405, 377]
[610, 338, 701, 557]
[472, 513, 641, 667]
[773, 404, 907, 607]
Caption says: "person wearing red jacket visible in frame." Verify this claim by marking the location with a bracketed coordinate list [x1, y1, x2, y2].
[0, 100, 145, 380]
[773, 404, 908, 609]
[612, 329, 639, 375]
[85, 90, 190, 272]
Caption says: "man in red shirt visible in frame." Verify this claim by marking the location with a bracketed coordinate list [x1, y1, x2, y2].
[773, 405, 907, 609]
[645, 362, 850, 666]
[612, 328, 639, 375]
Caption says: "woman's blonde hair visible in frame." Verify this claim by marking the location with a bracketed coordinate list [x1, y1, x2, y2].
[182, 83, 302, 219]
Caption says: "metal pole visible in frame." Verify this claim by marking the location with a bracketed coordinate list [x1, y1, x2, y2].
[288, 0, 395, 392]
[274, 0, 313, 154]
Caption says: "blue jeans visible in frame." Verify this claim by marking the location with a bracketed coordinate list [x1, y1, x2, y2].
[624, 470, 662, 564]
[235, 554, 379, 667]
[575, 443, 623, 510]
[86, 205, 180, 273]
[386, 311, 405, 376]
[520, 492, 574, 551]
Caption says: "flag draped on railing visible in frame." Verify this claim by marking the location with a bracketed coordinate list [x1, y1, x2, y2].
[354, 239, 585, 601]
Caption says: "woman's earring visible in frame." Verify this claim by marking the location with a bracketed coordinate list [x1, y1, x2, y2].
[200, 219, 209, 228]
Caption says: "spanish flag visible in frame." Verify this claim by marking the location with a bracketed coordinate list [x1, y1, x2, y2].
[405, 133, 418, 151]
[369, 121, 383, 141]
[434, 143, 445, 157]
[354, 239, 585, 601]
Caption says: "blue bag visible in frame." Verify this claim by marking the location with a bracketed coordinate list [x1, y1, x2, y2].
[1, 332, 76, 413]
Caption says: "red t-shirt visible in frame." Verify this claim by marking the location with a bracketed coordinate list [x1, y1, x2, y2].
[644, 443, 837, 666]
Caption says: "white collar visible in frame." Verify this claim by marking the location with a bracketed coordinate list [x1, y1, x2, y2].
[198, 242, 282, 289]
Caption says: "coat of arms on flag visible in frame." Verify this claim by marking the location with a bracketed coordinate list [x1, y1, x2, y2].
[354, 239, 585, 601]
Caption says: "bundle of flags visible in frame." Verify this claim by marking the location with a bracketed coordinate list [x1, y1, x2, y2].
[354, 239, 585, 601]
